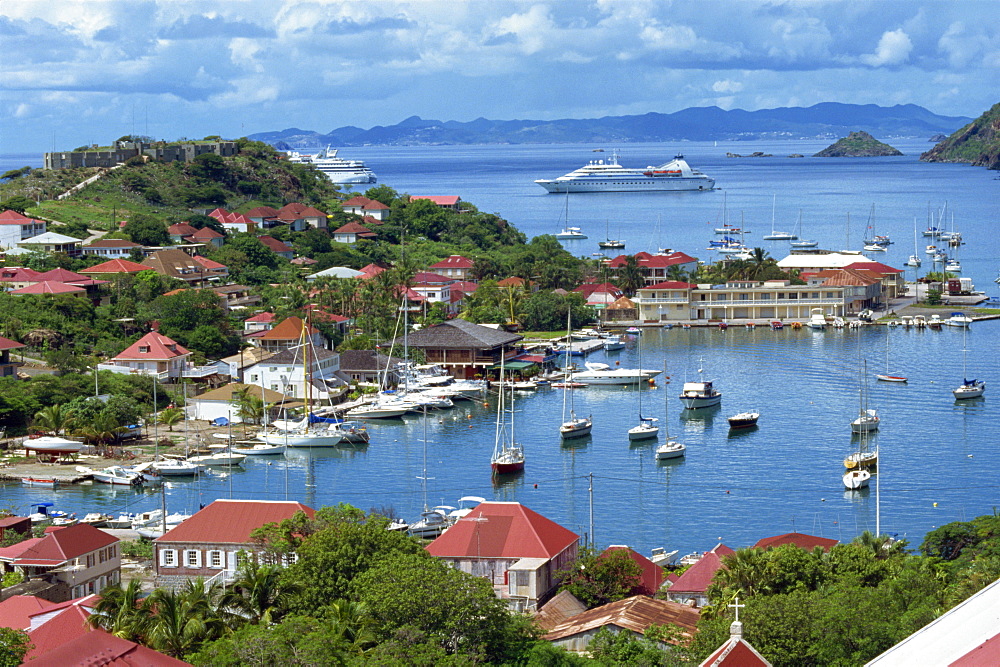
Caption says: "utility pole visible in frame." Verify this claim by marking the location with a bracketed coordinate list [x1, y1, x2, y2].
[588, 472, 594, 549]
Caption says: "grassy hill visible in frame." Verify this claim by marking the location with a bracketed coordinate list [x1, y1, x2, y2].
[920, 102, 1000, 170]
[813, 131, 903, 157]
[0, 140, 342, 230]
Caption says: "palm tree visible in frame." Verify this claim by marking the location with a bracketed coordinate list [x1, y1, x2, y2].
[233, 389, 264, 428]
[748, 247, 772, 280]
[617, 255, 646, 297]
[86, 579, 150, 641]
[219, 561, 302, 625]
[144, 580, 227, 658]
[156, 407, 183, 432]
[32, 404, 76, 436]
[852, 530, 907, 560]
[500, 284, 527, 330]
[325, 599, 377, 655]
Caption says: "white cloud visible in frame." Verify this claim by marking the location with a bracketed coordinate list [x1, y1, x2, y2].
[640, 23, 699, 51]
[492, 5, 555, 55]
[14, 103, 30, 118]
[861, 29, 913, 67]
[711, 79, 744, 94]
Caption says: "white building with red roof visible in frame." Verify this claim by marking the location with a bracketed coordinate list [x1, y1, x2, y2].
[634, 280, 698, 321]
[81, 238, 142, 258]
[605, 251, 699, 287]
[410, 195, 461, 210]
[154, 499, 315, 590]
[189, 226, 225, 248]
[0, 524, 120, 601]
[666, 543, 734, 608]
[0, 266, 41, 289]
[429, 254, 474, 280]
[102, 331, 192, 379]
[699, 617, 772, 667]
[411, 271, 456, 306]
[166, 222, 199, 242]
[573, 282, 624, 308]
[341, 196, 390, 221]
[0, 335, 24, 378]
[8, 281, 87, 297]
[207, 207, 255, 234]
[425, 501, 579, 612]
[332, 221, 376, 244]
[243, 311, 277, 332]
[0, 209, 46, 250]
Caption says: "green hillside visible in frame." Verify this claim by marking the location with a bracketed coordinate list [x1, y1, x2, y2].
[920, 102, 1000, 170]
[813, 131, 903, 157]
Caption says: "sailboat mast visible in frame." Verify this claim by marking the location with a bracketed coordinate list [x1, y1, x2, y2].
[303, 316, 311, 416]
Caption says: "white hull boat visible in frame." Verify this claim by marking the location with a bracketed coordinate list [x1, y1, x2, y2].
[186, 451, 246, 466]
[560, 417, 593, 439]
[572, 362, 661, 385]
[151, 459, 203, 476]
[23, 436, 83, 455]
[345, 403, 408, 419]
[679, 380, 721, 410]
[944, 312, 973, 327]
[628, 420, 659, 441]
[850, 408, 880, 433]
[807, 308, 827, 330]
[603, 336, 625, 351]
[555, 226, 587, 240]
[843, 469, 871, 490]
[954, 381, 985, 400]
[232, 442, 286, 455]
[536, 153, 714, 193]
[655, 441, 686, 460]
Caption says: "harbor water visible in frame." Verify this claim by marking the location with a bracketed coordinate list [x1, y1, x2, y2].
[1, 140, 998, 555]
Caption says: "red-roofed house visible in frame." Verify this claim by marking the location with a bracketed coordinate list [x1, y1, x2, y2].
[101, 331, 192, 379]
[189, 226, 225, 248]
[273, 203, 327, 231]
[601, 545, 665, 596]
[142, 248, 227, 285]
[341, 196, 390, 221]
[358, 263, 386, 279]
[154, 499, 315, 590]
[635, 281, 697, 322]
[28, 628, 189, 666]
[699, 620, 772, 667]
[332, 221, 376, 244]
[844, 261, 905, 300]
[0, 266, 41, 290]
[410, 195, 461, 210]
[606, 251, 699, 287]
[573, 282, 624, 308]
[0, 336, 26, 378]
[753, 532, 837, 552]
[8, 281, 87, 296]
[257, 235, 294, 259]
[0, 524, 120, 601]
[23, 596, 99, 661]
[430, 254, 474, 280]
[243, 311, 277, 332]
[243, 205, 281, 227]
[191, 254, 229, 279]
[666, 544, 734, 608]
[30, 268, 92, 284]
[79, 258, 155, 276]
[0, 595, 54, 631]
[167, 222, 199, 242]
[0, 210, 46, 251]
[426, 502, 579, 611]
[81, 238, 142, 258]
[411, 272, 455, 306]
[255, 316, 323, 352]
[208, 208, 255, 234]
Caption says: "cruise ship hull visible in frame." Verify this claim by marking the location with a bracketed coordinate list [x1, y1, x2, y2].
[536, 177, 714, 193]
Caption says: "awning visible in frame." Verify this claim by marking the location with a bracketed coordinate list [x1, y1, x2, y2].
[489, 360, 536, 371]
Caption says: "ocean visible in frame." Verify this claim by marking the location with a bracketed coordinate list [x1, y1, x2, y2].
[1, 142, 998, 556]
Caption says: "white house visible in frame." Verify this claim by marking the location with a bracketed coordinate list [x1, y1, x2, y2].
[244, 345, 345, 402]
[0, 210, 46, 250]
[188, 383, 292, 424]
[18, 232, 83, 257]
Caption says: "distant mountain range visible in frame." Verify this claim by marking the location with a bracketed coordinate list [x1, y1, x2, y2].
[248, 103, 972, 149]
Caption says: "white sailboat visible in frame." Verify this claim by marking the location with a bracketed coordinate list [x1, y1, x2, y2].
[627, 336, 658, 441]
[789, 210, 817, 248]
[762, 195, 797, 241]
[953, 325, 985, 399]
[559, 311, 592, 439]
[851, 360, 880, 433]
[906, 217, 922, 268]
[875, 330, 907, 383]
[655, 362, 685, 460]
[491, 360, 525, 474]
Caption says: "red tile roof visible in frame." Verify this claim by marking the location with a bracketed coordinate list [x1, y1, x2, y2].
[699, 634, 772, 666]
[278, 203, 307, 216]
[29, 627, 188, 666]
[299, 206, 326, 217]
[113, 331, 190, 361]
[359, 263, 386, 278]
[544, 596, 700, 643]
[669, 544, 734, 595]
[952, 633, 1000, 666]
[155, 499, 314, 545]
[0, 595, 54, 631]
[607, 251, 698, 269]
[192, 255, 226, 270]
[0, 537, 43, 560]
[573, 282, 623, 298]
[333, 221, 374, 235]
[0, 267, 41, 281]
[243, 206, 280, 218]
[79, 259, 153, 275]
[31, 268, 90, 283]
[641, 281, 697, 290]
[450, 280, 478, 294]
[497, 276, 528, 287]
[167, 222, 198, 236]
[411, 195, 460, 206]
[257, 235, 293, 253]
[412, 271, 452, 284]
[258, 316, 317, 340]
[245, 312, 277, 323]
[12, 524, 116, 567]
[25, 599, 96, 660]
[0, 335, 25, 351]
[602, 546, 664, 596]
[844, 261, 903, 275]
[430, 255, 474, 270]
[426, 502, 578, 560]
[9, 281, 87, 295]
[189, 227, 224, 239]
[0, 210, 45, 225]
[342, 196, 389, 211]
[753, 532, 837, 552]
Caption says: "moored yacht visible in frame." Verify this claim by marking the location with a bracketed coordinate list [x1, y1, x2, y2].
[679, 380, 721, 409]
[572, 362, 661, 386]
[536, 152, 714, 193]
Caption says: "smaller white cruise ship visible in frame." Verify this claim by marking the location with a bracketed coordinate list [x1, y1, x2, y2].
[285, 146, 377, 185]
[536, 152, 714, 193]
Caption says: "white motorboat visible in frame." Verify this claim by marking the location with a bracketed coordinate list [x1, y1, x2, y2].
[285, 146, 376, 184]
[843, 468, 871, 490]
[535, 152, 714, 193]
[945, 259, 962, 272]
[727, 412, 760, 429]
[807, 308, 827, 330]
[555, 226, 587, 240]
[150, 458, 203, 476]
[78, 465, 142, 486]
[572, 362, 661, 386]
[944, 312, 973, 327]
[511, 380, 538, 390]
[679, 381, 721, 409]
[22, 436, 83, 456]
[603, 335, 625, 351]
[407, 507, 452, 539]
[186, 451, 246, 467]
[232, 442, 286, 455]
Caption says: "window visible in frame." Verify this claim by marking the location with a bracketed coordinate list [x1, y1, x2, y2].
[208, 550, 224, 569]
[184, 549, 202, 568]
[86, 554, 95, 567]
[160, 549, 178, 568]
[250, 374, 258, 382]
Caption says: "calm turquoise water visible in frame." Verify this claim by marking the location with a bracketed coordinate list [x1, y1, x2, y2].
[1, 142, 998, 556]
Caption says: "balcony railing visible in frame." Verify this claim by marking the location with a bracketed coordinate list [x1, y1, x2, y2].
[182, 364, 225, 378]
[97, 363, 169, 381]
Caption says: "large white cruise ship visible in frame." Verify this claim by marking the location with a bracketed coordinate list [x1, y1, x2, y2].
[535, 152, 714, 193]
[285, 146, 377, 184]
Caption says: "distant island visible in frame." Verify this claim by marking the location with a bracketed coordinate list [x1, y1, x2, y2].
[249, 103, 971, 148]
[813, 131, 903, 157]
[921, 102, 1000, 171]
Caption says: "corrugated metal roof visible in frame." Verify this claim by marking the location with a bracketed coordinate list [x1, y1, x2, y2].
[543, 595, 700, 642]
[753, 532, 837, 552]
[155, 499, 314, 545]
[669, 544, 734, 594]
[12, 524, 116, 566]
[426, 502, 578, 559]
[533, 590, 588, 631]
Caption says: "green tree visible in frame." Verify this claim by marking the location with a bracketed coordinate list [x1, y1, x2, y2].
[557, 548, 645, 609]
[86, 579, 150, 640]
[1, 196, 34, 214]
[156, 407, 184, 432]
[123, 214, 170, 246]
[32, 403, 76, 435]
[144, 581, 227, 658]
[617, 255, 646, 297]
[220, 560, 301, 625]
[0, 627, 31, 667]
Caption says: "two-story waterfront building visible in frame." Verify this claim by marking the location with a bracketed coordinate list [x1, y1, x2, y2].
[402, 319, 522, 380]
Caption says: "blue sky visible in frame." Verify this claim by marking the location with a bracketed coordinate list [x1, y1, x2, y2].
[1, 0, 997, 154]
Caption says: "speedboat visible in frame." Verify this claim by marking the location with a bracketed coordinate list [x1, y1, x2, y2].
[603, 335, 625, 351]
[807, 309, 827, 330]
[407, 506, 453, 539]
[536, 152, 714, 193]
[285, 146, 376, 184]
[78, 465, 143, 486]
[727, 412, 760, 429]
[944, 312, 973, 327]
[679, 380, 722, 410]
[555, 226, 587, 240]
[572, 362, 661, 386]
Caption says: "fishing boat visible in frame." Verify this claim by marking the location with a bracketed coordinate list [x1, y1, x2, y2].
[954, 324, 985, 400]
[559, 313, 592, 439]
[535, 152, 714, 193]
[603, 335, 625, 351]
[627, 338, 659, 441]
[21, 477, 58, 488]
[727, 411, 760, 429]
[771, 320, 784, 330]
[655, 367, 685, 459]
[491, 361, 525, 474]
[876, 330, 907, 382]
[679, 359, 721, 409]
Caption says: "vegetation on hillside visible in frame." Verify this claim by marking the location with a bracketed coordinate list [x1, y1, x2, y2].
[813, 131, 903, 157]
[920, 102, 1000, 170]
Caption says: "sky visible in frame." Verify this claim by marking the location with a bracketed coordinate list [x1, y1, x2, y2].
[1, 0, 998, 154]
